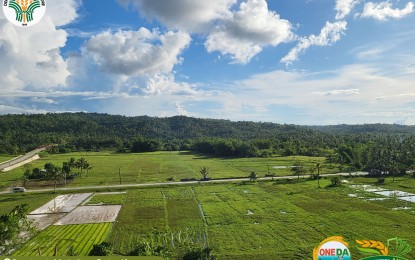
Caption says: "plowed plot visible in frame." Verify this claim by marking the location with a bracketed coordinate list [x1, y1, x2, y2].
[30, 193, 92, 214]
[54, 205, 121, 225]
[28, 213, 66, 230]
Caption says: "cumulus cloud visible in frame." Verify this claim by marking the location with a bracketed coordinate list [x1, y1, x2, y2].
[47, 0, 79, 27]
[205, 0, 293, 64]
[281, 21, 347, 65]
[0, 0, 78, 91]
[117, 0, 236, 32]
[175, 102, 188, 116]
[335, 0, 360, 19]
[360, 1, 414, 21]
[85, 28, 191, 77]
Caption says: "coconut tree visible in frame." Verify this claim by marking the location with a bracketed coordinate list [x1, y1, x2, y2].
[316, 163, 322, 188]
[200, 167, 209, 181]
[75, 157, 89, 177]
[45, 163, 63, 193]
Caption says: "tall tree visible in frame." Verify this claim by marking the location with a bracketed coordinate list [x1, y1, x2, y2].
[45, 163, 63, 193]
[200, 167, 210, 181]
[291, 161, 307, 180]
[0, 204, 35, 255]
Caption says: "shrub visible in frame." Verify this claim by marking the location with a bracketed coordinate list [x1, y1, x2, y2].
[89, 242, 113, 256]
[328, 177, 342, 188]
[182, 247, 216, 260]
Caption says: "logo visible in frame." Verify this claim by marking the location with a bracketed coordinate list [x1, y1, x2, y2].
[3, 0, 46, 27]
[356, 237, 412, 260]
[314, 236, 351, 260]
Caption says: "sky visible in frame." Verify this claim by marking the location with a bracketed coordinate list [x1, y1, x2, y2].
[0, 0, 415, 125]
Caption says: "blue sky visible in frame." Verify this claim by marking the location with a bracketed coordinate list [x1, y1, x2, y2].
[1, 0, 415, 125]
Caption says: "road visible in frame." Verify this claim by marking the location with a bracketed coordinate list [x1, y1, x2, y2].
[0, 146, 50, 171]
[0, 171, 368, 195]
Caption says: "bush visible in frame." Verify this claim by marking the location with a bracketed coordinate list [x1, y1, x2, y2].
[182, 247, 216, 260]
[89, 242, 113, 256]
[377, 177, 385, 184]
[328, 177, 342, 188]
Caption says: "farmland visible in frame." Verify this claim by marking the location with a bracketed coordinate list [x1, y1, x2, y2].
[13, 223, 112, 256]
[105, 179, 415, 259]
[1, 151, 415, 258]
[0, 151, 338, 190]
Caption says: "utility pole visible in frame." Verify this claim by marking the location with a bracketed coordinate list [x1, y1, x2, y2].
[119, 168, 121, 185]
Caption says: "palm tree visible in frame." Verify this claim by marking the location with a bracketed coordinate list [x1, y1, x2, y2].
[316, 163, 322, 188]
[249, 172, 258, 182]
[200, 167, 209, 181]
[45, 163, 63, 193]
[75, 157, 89, 177]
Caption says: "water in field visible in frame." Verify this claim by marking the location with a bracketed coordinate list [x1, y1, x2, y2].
[350, 184, 415, 206]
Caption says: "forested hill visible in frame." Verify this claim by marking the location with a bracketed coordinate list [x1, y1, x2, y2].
[0, 113, 414, 157]
[309, 124, 415, 135]
[0, 113, 314, 152]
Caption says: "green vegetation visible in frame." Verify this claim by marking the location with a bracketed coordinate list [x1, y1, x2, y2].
[86, 193, 126, 205]
[1, 151, 333, 190]
[104, 179, 415, 258]
[0, 193, 55, 215]
[0, 204, 35, 255]
[108, 187, 205, 257]
[13, 223, 112, 256]
[0, 155, 14, 164]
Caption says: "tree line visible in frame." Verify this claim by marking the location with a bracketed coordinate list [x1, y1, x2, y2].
[1, 113, 415, 174]
[23, 157, 91, 191]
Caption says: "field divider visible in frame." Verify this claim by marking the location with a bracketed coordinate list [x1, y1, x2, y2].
[191, 188, 209, 247]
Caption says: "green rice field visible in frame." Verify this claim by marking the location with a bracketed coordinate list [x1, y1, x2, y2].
[0, 151, 338, 190]
[13, 223, 112, 256]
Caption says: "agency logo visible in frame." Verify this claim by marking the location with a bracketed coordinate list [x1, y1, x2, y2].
[313, 236, 351, 260]
[356, 237, 412, 260]
[3, 0, 46, 27]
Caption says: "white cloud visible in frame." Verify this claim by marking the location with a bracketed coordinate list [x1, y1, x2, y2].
[335, 0, 360, 19]
[117, 0, 236, 33]
[0, 0, 78, 91]
[205, 0, 293, 64]
[175, 102, 188, 116]
[313, 89, 360, 96]
[31, 97, 57, 104]
[361, 1, 414, 21]
[47, 0, 79, 27]
[85, 28, 191, 77]
[281, 21, 347, 65]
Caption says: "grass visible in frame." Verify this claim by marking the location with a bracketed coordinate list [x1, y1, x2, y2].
[0, 151, 339, 191]
[0, 192, 56, 215]
[0, 155, 15, 164]
[13, 223, 112, 256]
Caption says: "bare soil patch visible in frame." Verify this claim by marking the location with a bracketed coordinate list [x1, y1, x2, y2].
[54, 205, 122, 225]
[29, 193, 92, 214]
[27, 213, 66, 230]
